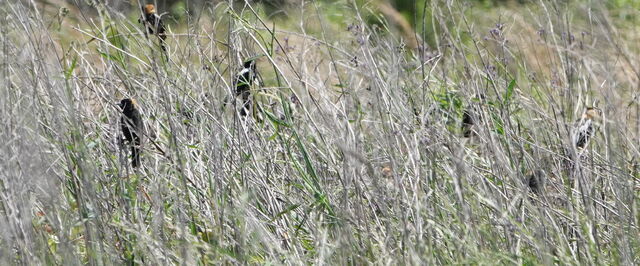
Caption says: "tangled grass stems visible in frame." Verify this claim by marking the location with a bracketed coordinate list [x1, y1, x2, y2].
[0, 0, 639, 264]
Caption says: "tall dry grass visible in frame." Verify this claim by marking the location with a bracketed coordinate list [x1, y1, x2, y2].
[0, 0, 638, 264]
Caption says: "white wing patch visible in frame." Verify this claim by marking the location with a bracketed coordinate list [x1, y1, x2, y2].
[237, 68, 250, 76]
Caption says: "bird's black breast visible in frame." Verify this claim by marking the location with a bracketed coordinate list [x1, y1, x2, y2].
[121, 109, 143, 143]
[144, 14, 165, 35]
[575, 120, 594, 149]
[462, 110, 474, 137]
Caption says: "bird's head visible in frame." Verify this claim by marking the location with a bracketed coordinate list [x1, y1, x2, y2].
[584, 107, 602, 120]
[143, 4, 156, 15]
[119, 98, 137, 112]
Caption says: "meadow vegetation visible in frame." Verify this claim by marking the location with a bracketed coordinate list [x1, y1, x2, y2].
[1, 0, 639, 264]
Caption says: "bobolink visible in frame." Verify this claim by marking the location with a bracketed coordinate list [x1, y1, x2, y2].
[572, 107, 601, 150]
[234, 59, 258, 116]
[461, 94, 485, 138]
[119, 98, 144, 168]
[526, 169, 545, 195]
[461, 110, 474, 138]
[139, 4, 167, 51]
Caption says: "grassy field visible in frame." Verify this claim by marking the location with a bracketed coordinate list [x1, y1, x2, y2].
[1, 0, 639, 264]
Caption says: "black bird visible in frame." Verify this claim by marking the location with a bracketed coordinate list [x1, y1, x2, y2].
[461, 110, 474, 138]
[139, 4, 167, 51]
[119, 99, 144, 168]
[234, 59, 258, 116]
[461, 94, 485, 138]
[526, 170, 545, 195]
[573, 107, 601, 150]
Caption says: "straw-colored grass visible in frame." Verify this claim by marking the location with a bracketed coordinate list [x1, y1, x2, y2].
[1, 0, 638, 264]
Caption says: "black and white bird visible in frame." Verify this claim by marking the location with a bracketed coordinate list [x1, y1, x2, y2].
[119, 99, 144, 168]
[461, 94, 485, 138]
[526, 169, 545, 195]
[572, 107, 602, 150]
[234, 59, 258, 116]
[139, 4, 167, 52]
[461, 110, 475, 138]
